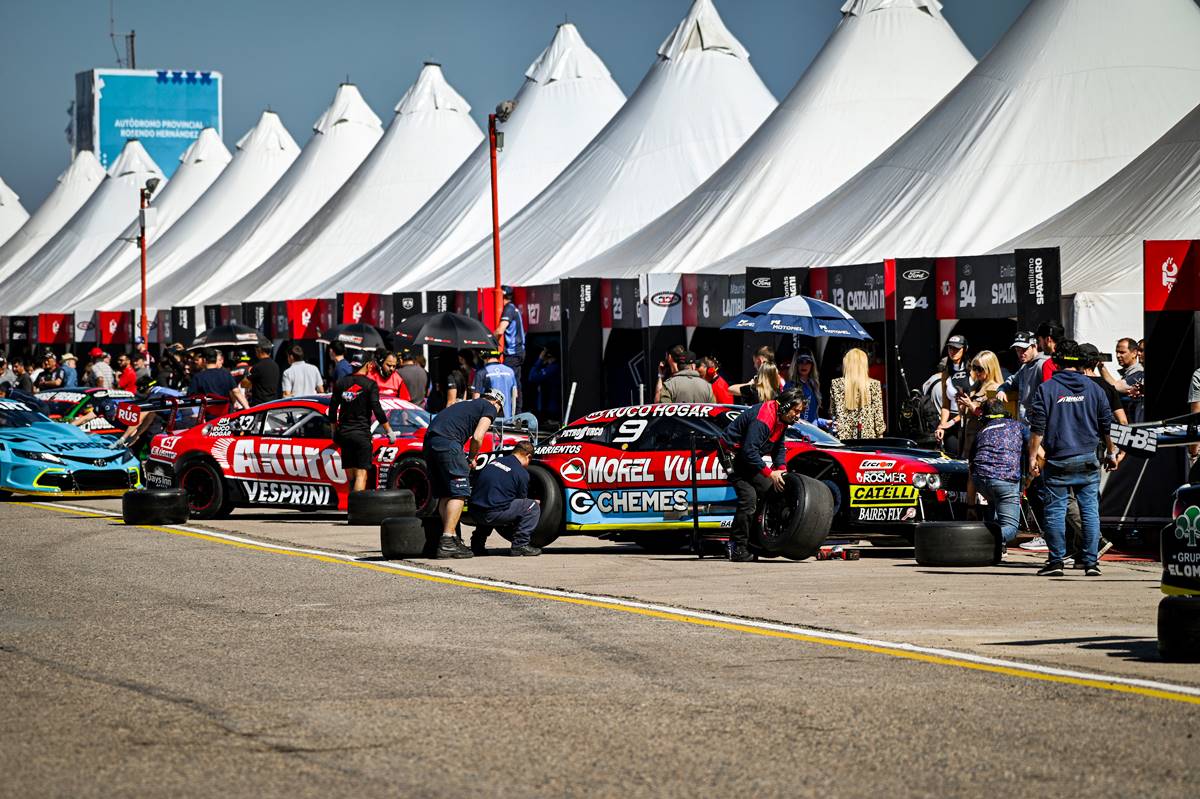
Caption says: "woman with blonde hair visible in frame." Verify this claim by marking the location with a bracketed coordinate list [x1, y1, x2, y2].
[732, 362, 781, 405]
[830, 348, 884, 439]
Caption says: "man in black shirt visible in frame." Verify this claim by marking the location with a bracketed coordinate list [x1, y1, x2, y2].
[423, 389, 503, 559]
[248, 344, 281, 406]
[330, 357, 397, 494]
[469, 441, 540, 556]
[188, 348, 248, 415]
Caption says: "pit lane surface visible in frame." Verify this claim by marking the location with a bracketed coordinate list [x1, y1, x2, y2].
[2, 500, 1198, 797]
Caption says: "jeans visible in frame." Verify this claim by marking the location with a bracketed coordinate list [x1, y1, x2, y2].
[730, 462, 773, 547]
[479, 498, 540, 547]
[972, 474, 1021, 544]
[1040, 453, 1101, 566]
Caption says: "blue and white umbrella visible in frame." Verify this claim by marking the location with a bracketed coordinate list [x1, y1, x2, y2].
[722, 294, 872, 340]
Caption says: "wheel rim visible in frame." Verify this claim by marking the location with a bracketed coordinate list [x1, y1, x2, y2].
[181, 465, 217, 514]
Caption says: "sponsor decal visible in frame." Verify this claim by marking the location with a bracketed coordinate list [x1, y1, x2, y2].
[146, 470, 172, 488]
[560, 458, 586, 483]
[849, 485, 918, 507]
[535, 444, 583, 455]
[583, 404, 718, 422]
[116, 403, 141, 426]
[107, 319, 117, 336]
[1175, 506, 1200, 548]
[42, 392, 88, 403]
[663, 454, 726, 482]
[855, 470, 908, 485]
[80, 417, 118, 432]
[1110, 422, 1157, 455]
[244, 481, 332, 506]
[586, 456, 654, 484]
[568, 488, 690, 515]
[227, 439, 346, 483]
[855, 506, 917, 523]
[1056, 395, 1085, 404]
[557, 425, 605, 441]
[375, 446, 400, 464]
[650, 291, 681, 308]
[857, 459, 896, 470]
[1163, 256, 1179, 292]
[751, 277, 772, 289]
[902, 269, 930, 281]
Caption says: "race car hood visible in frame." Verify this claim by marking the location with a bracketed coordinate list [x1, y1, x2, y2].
[0, 421, 125, 458]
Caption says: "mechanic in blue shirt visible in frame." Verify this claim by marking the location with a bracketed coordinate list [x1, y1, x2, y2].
[1027, 340, 1117, 577]
[720, 388, 807, 562]
[493, 286, 526, 413]
[188, 348, 248, 415]
[328, 340, 355, 382]
[968, 398, 1029, 552]
[472, 350, 518, 419]
[424, 390, 503, 559]
[469, 441, 541, 557]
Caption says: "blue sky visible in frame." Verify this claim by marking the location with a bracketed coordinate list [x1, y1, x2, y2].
[0, 0, 1029, 208]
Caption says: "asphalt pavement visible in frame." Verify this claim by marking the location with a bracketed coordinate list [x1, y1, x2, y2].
[2, 499, 1199, 797]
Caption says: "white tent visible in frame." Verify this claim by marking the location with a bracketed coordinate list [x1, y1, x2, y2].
[68, 111, 300, 313]
[702, 0, 1200, 274]
[572, 0, 976, 279]
[3, 139, 165, 314]
[167, 83, 383, 308]
[429, 0, 778, 289]
[41, 128, 232, 312]
[218, 63, 483, 303]
[997, 100, 1200, 345]
[0, 177, 29, 250]
[0, 151, 105, 285]
[306, 22, 626, 296]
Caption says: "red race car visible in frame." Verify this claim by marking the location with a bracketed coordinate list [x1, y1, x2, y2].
[144, 396, 525, 518]
[522, 403, 971, 552]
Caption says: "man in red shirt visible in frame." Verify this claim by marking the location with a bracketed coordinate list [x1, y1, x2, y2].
[115, 353, 138, 393]
[700, 355, 734, 404]
[367, 349, 410, 400]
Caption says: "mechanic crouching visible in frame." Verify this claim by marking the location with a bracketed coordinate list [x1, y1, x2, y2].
[719, 389, 806, 562]
[469, 441, 541, 557]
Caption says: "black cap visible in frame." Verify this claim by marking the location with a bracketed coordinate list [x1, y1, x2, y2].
[678, 350, 697, 365]
[946, 334, 967, 349]
[1078, 343, 1101, 361]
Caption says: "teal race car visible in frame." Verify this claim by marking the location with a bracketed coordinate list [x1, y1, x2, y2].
[0, 397, 142, 498]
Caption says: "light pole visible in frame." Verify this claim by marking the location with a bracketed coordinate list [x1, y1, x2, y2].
[488, 100, 516, 349]
[138, 177, 160, 344]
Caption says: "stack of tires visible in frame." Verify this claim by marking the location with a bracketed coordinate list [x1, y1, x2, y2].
[914, 521, 1002, 567]
[348, 489, 432, 560]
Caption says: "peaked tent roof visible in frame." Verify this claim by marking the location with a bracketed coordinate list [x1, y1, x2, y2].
[165, 84, 383, 308]
[996, 100, 1200, 295]
[304, 23, 626, 297]
[43, 128, 233, 312]
[572, 0, 976, 279]
[221, 63, 484, 304]
[68, 111, 301, 313]
[702, 0, 1200, 274]
[3, 139, 165, 314]
[0, 151, 105, 285]
[429, 0, 778, 289]
[0, 177, 29, 250]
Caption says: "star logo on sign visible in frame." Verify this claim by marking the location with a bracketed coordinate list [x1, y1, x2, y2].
[1176, 505, 1200, 547]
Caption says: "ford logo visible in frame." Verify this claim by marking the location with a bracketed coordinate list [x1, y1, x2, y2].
[902, 269, 929, 281]
[751, 277, 772, 289]
[651, 291, 681, 308]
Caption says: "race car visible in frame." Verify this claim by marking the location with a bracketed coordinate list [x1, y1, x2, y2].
[0, 397, 143, 498]
[143, 395, 526, 518]
[523, 403, 971, 550]
[36, 388, 137, 436]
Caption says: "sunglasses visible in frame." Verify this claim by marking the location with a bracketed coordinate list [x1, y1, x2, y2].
[970, 364, 984, 372]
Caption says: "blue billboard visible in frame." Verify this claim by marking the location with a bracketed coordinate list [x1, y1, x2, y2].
[75, 68, 223, 177]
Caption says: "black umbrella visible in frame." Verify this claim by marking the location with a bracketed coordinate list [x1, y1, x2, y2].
[186, 323, 271, 351]
[395, 312, 497, 350]
[316, 322, 385, 352]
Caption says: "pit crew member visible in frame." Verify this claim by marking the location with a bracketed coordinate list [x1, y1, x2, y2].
[423, 389, 504, 559]
[720, 388, 806, 562]
[330, 356, 397, 494]
[469, 440, 541, 557]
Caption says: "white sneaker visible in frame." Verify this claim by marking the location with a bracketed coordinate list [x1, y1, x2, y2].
[1019, 536, 1050, 552]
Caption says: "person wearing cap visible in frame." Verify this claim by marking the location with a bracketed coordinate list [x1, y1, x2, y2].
[934, 335, 970, 451]
[248, 343, 280, 406]
[469, 440, 542, 557]
[424, 389, 505, 559]
[131, 351, 151, 385]
[87, 347, 114, 390]
[34, 351, 65, 391]
[659, 350, 716, 404]
[397, 349, 428, 408]
[189, 348, 248, 413]
[493, 285, 526, 413]
[330, 355, 397, 494]
[60, 352, 78, 388]
[786, 350, 822, 423]
[997, 331, 1049, 420]
[472, 350, 517, 419]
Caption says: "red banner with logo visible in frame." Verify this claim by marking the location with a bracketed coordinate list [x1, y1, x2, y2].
[806, 268, 829, 302]
[37, 313, 73, 345]
[681, 274, 699, 327]
[285, 299, 320, 340]
[935, 257, 957, 319]
[1144, 240, 1200, 312]
[339, 292, 386, 325]
[96, 311, 133, 345]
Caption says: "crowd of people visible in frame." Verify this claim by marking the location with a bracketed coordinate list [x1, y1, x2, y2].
[0, 345, 152, 395]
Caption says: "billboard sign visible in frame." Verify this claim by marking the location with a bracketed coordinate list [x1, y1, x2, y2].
[75, 68, 223, 177]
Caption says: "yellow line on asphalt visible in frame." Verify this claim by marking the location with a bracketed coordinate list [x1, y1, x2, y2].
[21, 501, 1200, 708]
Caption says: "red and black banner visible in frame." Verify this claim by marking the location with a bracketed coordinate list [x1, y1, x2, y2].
[932, 254, 1018, 320]
[203, 304, 241, 331]
[1143, 240, 1200, 420]
[95, 311, 134, 346]
[37, 313, 73, 346]
[807, 263, 887, 325]
[600, 278, 641, 330]
[516, 284, 561, 334]
[337, 292, 389, 328]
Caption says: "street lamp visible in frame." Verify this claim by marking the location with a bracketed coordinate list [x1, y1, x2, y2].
[489, 100, 516, 349]
[138, 177, 161, 344]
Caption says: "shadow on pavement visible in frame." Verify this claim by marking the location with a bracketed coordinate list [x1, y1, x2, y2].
[986, 635, 1161, 662]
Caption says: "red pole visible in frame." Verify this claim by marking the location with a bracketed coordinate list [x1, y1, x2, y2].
[139, 187, 149, 343]
[488, 113, 504, 356]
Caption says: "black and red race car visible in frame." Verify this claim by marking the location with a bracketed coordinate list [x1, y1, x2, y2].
[36, 388, 137, 436]
[144, 396, 526, 518]
[520, 403, 970, 550]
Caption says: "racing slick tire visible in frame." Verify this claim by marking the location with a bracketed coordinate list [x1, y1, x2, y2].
[493, 464, 562, 549]
[177, 459, 234, 520]
[122, 488, 189, 525]
[914, 521, 999, 567]
[757, 473, 834, 561]
[380, 516, 430, 560]
[1157, 597, 1200, 662]
[388, 456, 435, 516]
[347, 489, 417, 526]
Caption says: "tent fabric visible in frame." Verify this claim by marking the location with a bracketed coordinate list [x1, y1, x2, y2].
[0, 151, 105, 285]
[571, 0, 975, 279]
[41, 128, 232, 312]
[165, 84, 383, 309]
[68, 111, 300, 313]
[0, 177, 30, 251]
[1069, 292, 1143, 353]
[217, 63, 483, 303]
[306, 23, 626, 297]
[701, 0, 1200, 275]
[2, 140, 165, 314]
[426, 0, 778, 290]
[996, 101, 1200, 296]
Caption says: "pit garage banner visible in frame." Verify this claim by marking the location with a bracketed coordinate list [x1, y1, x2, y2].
[561, 278, 604, 418]
[391, 292, 422, 327]
[643, 273, 684, 329]
[745, 267, 806, 307]
[1143, 240, 1200, 419]
[170, 306, 196, 347]
[337, 292, 388, 329]
[37, 313, 74, 346]
[681, 274, 747, 328]
[1014, 247, 1062, 332]
[1, 316, 33, 348]
[517, 284, 561, 334]
[806, 263, 887, 325]
[273, 299, 321, 341]
[96, 311, 134, 345]
[242, 302, 272, 339]
[203, 304, 241, 331]
[600, 278, 641, 330]
[424, 290, 457, 316]
[933, 254, 1018, 320]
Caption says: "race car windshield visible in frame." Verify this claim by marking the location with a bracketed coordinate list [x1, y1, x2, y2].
[787, 420, 842, 447]
[0, 407, 49, 428]
[382, 407, 431, 435]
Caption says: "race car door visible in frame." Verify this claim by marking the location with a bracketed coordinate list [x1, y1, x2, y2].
[246, 405, 343, 507]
